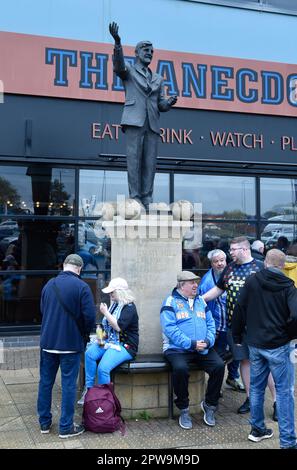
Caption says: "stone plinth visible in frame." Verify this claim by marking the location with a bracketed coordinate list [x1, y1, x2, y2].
[103, 214, 205, 418]
[103, 215, 192, 354]
[114, 370, 205, 419]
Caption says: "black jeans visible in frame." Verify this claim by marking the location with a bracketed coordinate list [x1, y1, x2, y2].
[165, 348, 225, 410]
[214, 330, 240, 380]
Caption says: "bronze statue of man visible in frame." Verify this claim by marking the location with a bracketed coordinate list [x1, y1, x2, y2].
[109, 22, 177, 210]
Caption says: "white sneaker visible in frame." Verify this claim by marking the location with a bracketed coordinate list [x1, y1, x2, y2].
[77, 387, 88, 405]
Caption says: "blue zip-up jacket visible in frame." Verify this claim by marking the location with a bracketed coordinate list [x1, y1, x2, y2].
[160, 288, 216, 355]
[199, 268, 227, 332]
[40, 271, 96, 352]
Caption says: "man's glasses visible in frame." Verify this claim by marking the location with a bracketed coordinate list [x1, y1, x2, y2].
[229, 247, 244, 253]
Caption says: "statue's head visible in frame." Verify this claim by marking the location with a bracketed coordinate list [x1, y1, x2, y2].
[135, 40, 153, 66]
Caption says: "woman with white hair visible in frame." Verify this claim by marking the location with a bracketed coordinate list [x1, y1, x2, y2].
[78, 277, 139, 404]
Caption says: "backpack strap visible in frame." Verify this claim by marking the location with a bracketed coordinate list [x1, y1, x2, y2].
[52, 280, 86, 341]
[108, 382, 126, 435]
[118, 416, 126, 436]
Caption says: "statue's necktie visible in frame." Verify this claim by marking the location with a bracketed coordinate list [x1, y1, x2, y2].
[143, 67, 151, 83]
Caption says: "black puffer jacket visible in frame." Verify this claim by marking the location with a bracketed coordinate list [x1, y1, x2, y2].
[232, 268, 297, 349]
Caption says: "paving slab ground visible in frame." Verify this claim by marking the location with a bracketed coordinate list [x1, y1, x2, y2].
[0, 347, 296, 451]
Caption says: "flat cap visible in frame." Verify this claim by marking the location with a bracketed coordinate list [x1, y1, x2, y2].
[177, 271, 200, 282]
[64, 254, 84, 267]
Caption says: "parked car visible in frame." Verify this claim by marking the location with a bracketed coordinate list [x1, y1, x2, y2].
[261, 225, 295, 246]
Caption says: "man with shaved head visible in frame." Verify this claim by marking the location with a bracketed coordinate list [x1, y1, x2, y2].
[202, 236, 266, 414]
[232, 248, 297, 448]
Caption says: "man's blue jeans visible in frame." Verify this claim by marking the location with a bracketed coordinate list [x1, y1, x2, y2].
[85, 342, 132, 388]
[249, 343, 296, 448]
[37, 350, 81, 433]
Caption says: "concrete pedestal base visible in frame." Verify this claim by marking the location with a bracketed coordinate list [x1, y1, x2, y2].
[103, 215, 193, 354]
[103, 214, 205, 417]
[114, 370, 205, 419]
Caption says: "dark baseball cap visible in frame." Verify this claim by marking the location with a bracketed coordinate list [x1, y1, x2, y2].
[63, 254, 84, 267]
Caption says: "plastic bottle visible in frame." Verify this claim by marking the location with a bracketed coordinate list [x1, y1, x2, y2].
[96, 324, 105, 347]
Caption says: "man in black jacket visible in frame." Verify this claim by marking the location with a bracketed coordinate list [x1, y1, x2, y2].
[232, 248, 297, 449]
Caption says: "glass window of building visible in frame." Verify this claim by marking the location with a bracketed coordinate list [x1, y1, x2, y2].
[260, 221, 297, 251]
[0, 273, 52, 325]
[0, 218, 75, 270]
[79, 170, 129, 216]
[75, 219, 111, 273]
[174, 174, 255, 218]
[79, 170, 169, 216]
[192, 1, 297, 14]
[183, 222, 257, 272]
[260, 178, 297, 220]
[0, 166, 75, 216]
[266, 1, 297, 13]
[153, 173, 170, 204]
[260, 177, 297, 251]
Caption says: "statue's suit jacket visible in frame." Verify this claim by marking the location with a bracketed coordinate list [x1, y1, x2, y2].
[113, 44, 171, 135]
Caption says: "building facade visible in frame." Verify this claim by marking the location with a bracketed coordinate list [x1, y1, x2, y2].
[0, 0, 297, 338]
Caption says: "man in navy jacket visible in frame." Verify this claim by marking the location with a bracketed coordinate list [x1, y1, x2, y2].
[37, 254, 96, 438]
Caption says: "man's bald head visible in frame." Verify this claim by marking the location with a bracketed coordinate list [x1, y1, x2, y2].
[264, 249, 286, 269]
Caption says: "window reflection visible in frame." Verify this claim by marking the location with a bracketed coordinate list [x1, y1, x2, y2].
[197, 0, 297, 12]
[75, 219, 111, 274]
[79, 170, 128, 216]
[71, 218, 111, 313]
[0, 274, 51, 325]
[267, 0, 297, 12]
[0, 166, 75, 216]
[79, 170, 169, 216]
[152, 173, 170, 204]
[183, 222, 256, 272]
[261, 178, 297, 220]
[260, 221, 297, 252]
[175, 174, 255, 218]
[0, 219, 75, 270]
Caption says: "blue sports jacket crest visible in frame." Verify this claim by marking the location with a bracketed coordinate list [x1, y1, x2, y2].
[160, 288, 216, 354]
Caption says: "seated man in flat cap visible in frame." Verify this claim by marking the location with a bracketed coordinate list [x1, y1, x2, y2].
[160, 271, 225, 430]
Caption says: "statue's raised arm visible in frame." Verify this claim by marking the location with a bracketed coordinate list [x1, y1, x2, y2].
[109, 22, 121, 45]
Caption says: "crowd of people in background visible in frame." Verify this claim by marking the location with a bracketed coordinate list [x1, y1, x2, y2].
[161, 236, 297, 449]
[35, 234, 297, 449]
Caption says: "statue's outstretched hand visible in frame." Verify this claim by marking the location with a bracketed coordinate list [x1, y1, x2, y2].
[168, 95, 178, 107]
[109, 22, 121, 45]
